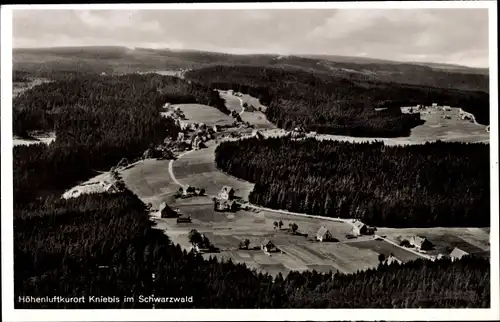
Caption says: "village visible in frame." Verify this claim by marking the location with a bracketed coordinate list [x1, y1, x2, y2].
[60, 89, 491, 277]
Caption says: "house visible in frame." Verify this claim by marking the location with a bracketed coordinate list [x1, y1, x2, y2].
[432, 103, 438, 108]
[385, 254, 403, 265]
[442, 106, 452, 111]
[160, 202, 179, 218]
[214, 199, 239, 212]
[252, 130, 264, 140]
[218, 186, 235, 200]
[163, 102, 171, 109]
[449, 245, 490, 261]
[316, 226, 333, 242]
[351, 220, 368, 236]
[409, 236, 433, 251]
[261, 239, 278, 253]
[212, 125, 219, 133]
[486, 126, 490, 133]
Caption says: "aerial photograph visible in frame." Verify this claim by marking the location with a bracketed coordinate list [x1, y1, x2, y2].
[3, 3, 496, 318]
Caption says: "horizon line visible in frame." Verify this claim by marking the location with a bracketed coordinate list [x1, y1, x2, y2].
[13, 45, 490, 70]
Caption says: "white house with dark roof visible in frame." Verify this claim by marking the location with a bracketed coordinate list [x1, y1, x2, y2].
[218, 186, 235, 200]
[409, 236, 433, 251]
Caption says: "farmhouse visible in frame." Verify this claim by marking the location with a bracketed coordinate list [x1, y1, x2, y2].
[160, 202, 179, 218]
[432, 103, 438, 108]
[316, 226, 333, 242]
[351, 220, 368, 236]
[214, 199, 239, 212]
[212, 125, 219, 133]
[409, 236, 433, 251]
[385, 254, 403, 265]
[218, 186, 235, 200]
[449, 246, 490, 261]
[261, 239, 278, 253]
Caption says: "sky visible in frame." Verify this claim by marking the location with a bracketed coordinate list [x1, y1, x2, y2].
[12, 8, 490, 68]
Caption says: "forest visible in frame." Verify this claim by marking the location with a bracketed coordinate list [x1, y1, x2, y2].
[12, 71, 490, 309]
[13, 73, 226, 204]
[186, 65, 490, 136]
[15, 190, 490, 309]
[215, 137, 490, 227]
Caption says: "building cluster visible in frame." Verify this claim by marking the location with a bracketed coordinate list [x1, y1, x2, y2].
[401, 103, 452, 114]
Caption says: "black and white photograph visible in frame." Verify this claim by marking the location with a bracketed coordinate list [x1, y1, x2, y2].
[1, 1, 498, 321]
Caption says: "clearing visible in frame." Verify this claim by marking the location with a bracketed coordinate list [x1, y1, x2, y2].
[116, 91, 490, 277]
[172, 103, 234, 127]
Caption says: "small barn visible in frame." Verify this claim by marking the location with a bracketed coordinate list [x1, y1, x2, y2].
[218, 186, 235, 200]
[409, 236, 433, 251]
[316, 226, 333, 242]
[176, 216, 192, 223]
[261, 239, 278, 253]
[252, 130, 264, 140]
[212, 125, 219, 133]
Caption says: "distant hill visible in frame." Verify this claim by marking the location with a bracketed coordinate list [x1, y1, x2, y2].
[13, 46, 489, 92]
[302, 54, 489, 75]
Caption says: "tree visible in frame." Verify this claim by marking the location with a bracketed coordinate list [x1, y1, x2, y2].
[273, 221, 278, 230]
[188, 229, 203, 247]
[291, 223, 298, 234]
[278, 220, 283, 230]
[199, 188, 206, 196]
[378, 253, 386, 264]
[244, 239, 250, 250]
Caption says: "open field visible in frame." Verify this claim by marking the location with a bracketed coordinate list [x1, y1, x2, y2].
[310, 107, 489, 145]
[173, 103, 234, 126]
[13, 135, 56, 147]
[172, 142, 255, 200]
[13, 78, 50, 97]
[377, 227, 490, 257]
[219, 91, 276, 130]
[121, 158, 179, 208]
[409, 107, 489, 142]
[117, 90, 490, 277]
[351, 239, 423, 262]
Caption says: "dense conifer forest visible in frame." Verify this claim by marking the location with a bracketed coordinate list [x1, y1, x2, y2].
[186, 65, 490, 135]
[13, 73, 227, 204]
[12, 71, 490, 309]
[215, 137, 490, 227]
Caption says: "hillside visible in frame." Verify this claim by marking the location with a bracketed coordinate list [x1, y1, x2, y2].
[186, 65, 490, 134]
[13, 46, 489, 92]
[215, 137, 490, 228]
